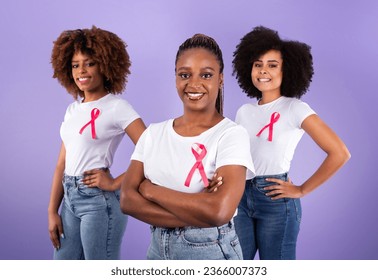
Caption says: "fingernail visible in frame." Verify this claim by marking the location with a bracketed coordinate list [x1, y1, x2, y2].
[61, 233, 65, 239]
[217, 176, 222, 181]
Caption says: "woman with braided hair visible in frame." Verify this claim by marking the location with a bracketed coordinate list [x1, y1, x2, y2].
[120, 34, 254, 260]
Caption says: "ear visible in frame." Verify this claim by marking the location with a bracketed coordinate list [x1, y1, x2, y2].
[219, 73, 224, 87]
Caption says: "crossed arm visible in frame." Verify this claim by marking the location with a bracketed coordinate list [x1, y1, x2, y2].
[120, 160, 247, 228]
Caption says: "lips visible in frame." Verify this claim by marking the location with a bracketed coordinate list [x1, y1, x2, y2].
[258, 78, 271, 82]
[77, 77, 90, 85]
[186, 92, 204, 100]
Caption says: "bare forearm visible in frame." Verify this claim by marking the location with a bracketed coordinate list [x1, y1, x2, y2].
[121, 187, 187, 228]
[48, 166, 64, 214]
[300, 149, 350, 196]
[110, 172, 126, 190]
[141, 182, 239, 227]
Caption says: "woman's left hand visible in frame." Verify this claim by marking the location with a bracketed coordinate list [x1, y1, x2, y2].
[139, 179, 155, 200]
[83, 168, 115, 191]
[264, 178, 304, 200]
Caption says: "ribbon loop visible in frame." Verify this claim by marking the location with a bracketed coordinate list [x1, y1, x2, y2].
[256, 112, 280, 142]
[184, 143, 209, 188]
[79, 108, 100, 139]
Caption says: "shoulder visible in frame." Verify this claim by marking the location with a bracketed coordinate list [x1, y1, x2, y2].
[64, 100, 80, 115]
[218, 118, 249, 137]
[146, 119, 173, 133]
[237, 103, 255, 114]
[281, 96, 309, 107]
[284, 97, 314, 112]
[106, 94, 131, 107]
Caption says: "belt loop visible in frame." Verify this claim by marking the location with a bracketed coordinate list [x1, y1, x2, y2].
[229, 218, 234, 228]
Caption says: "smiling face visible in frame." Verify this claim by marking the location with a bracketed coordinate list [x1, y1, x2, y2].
[71, 51, 105, 96]
[175, 48, 223, 113]
[251, 49, 283, 97]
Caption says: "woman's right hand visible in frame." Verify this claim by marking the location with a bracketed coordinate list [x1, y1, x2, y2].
[48, 212, 64, 250]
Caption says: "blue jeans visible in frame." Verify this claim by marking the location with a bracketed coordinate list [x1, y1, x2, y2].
[147, 220, 242, 260]
[234, 173, 302, 260]
[54, 174, 127, 260]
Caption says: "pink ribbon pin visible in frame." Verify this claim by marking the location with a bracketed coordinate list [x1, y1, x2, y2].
[256, 112, 280, 142]
[79, 108, 100, 139]
[184, 143, 209, 188]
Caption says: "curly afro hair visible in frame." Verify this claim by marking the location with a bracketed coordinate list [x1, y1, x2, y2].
[232, 26, 314, 99]
[51, 26, 131, 99]
[175, 34, 224, 115]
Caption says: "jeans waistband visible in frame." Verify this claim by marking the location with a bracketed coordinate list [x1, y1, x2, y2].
[153, 218, 234, 233]
[250, 172, 288, 183]
[64, 167, 109, 179]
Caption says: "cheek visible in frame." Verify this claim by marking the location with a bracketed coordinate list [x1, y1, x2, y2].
[251, 68, 259, 79]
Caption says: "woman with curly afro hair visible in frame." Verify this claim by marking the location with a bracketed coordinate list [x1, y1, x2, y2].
[232, 26, 350, 260]
[48, 26, 146, 260]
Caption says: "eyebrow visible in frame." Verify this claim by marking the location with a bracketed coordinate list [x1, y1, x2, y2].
[176, 66, 216, 71]
[71, 58, 91, 62]
[254, 59, 280, 63]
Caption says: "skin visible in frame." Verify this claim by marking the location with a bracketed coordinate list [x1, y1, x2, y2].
[120, 48, 247, 228]
[251, 50, 350, 199]
[48, 51, 146, 250]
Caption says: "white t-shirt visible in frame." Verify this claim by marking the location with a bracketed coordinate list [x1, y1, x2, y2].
[131, 118, 255, 193]
[60, 94, 140, 176]
[235, 96, 316, 178]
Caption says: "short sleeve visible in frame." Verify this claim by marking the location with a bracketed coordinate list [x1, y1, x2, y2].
[114, 99, 140, 131]
[130, 126, 148, 163]
[215, 125, 255, 176]
[290, 100, 316, 128]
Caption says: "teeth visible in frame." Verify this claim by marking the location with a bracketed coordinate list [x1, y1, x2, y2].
[258, 78, 271, 82]
[78, 77, 89, 81]
[187, 93, 204, 100]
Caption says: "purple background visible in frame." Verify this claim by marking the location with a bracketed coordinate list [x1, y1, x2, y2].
[0, 0, 377, 260]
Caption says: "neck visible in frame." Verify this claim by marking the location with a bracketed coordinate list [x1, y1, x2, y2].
[174, 110, 223, 137]
[82, 91, 108, 103]
[259, 91, 281, 105]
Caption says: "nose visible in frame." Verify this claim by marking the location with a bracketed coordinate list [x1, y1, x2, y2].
[187, 76, 202, 89]
[79, 65, 87, 73]
[259, 68, 267, 74]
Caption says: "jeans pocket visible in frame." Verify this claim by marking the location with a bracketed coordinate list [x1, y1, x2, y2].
[77, 185, 103, 197]
[229, 235, 243, 260]
[182, 227, 219, 246]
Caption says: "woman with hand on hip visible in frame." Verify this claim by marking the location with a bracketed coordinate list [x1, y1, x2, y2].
[48, 26, 146, 259]
[120, 34, 254, 260]
[232, 26, 350, 260]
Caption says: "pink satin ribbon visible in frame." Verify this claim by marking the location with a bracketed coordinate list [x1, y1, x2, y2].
[79, 108, 100, 139]
[256, 112, 280, 141]
[184, 143, 209, 188]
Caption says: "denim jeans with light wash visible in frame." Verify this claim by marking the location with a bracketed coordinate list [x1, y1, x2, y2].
[54, 174, 127, 260]
[147, 220, 242, 260]
[234, 173, 302, 260]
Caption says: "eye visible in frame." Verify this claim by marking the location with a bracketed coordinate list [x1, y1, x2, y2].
[178, 73, 190, 79]
[253, 63, 261, 68]
[201, 73, 213, 79]
[86, 61, 96, 67]
[269, 64, 278, 68]
[71, 64, 79, 69]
